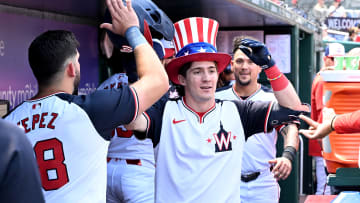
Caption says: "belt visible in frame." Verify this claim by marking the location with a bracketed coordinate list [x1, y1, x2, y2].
[241, 172, 260, 182]
[107, 158, 142, 166]
[241, 167, 273, 183]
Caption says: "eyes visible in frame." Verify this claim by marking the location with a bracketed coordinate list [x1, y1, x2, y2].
[192, 67, 217, 75]
[234, 58, 254, 66]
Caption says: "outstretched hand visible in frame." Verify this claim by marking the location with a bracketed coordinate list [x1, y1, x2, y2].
[299, 107, 336, 139]
[100, 0, 139, 36]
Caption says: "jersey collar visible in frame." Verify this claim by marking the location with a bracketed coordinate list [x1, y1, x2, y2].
[182, 97, 216, 124]
[27, 92, 67, 102]
[232, 84, 261, 101]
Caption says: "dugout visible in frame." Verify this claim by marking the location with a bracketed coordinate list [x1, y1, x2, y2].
[0, 0, 319, 202]
[152, 0, 319, 202]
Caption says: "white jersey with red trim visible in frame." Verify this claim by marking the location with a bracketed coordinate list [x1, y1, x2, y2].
[145, 97, 275, 202]
[98, 73, 154, 164]
[215, 85, 277, 173]
[5, 87, 137, 203]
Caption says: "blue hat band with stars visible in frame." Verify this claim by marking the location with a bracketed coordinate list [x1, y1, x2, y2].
[176, 42, 217, 58]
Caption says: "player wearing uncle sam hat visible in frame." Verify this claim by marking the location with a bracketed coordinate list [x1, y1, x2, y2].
[126, 17, 308, 202]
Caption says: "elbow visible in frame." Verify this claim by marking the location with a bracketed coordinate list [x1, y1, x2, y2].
[158, 73, 170, 94]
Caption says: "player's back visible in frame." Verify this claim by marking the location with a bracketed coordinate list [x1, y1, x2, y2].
[5, 93, 109, 203]
[98, 73, 155, 163]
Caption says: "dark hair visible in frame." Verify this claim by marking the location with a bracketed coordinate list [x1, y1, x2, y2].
[28, 30, 80, 86]
[176, 62, 192, 97]
[232, 35, 259, 54]
[178, 62, 193, 78]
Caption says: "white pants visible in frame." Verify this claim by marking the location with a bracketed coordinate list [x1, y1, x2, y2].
[106, 159, 155, 203]
[240, 168, 280, 203]
[315, 156, 331, 195]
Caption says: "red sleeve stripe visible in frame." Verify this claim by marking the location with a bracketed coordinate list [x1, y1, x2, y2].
[264, 101, 274, 133]
[276, 124, 285, 133]
[130, 87, 139, 122]
[143, 112, 151, 135]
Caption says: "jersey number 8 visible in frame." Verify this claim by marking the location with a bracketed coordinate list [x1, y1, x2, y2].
[34, 138, 69, 191]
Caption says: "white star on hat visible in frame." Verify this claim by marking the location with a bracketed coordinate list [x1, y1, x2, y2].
[184, 51, 189, 56]
[199, 47, 206, 53]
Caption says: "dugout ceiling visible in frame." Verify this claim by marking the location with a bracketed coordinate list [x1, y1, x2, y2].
[0, 0, 316, 33]
[0, 0, 103, 19]
[154, 0, 316, 33]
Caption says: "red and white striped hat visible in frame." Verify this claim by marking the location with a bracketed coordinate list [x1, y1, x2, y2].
[166, 17, 231, 85]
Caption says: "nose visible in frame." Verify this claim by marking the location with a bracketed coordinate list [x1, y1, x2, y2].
[239, 62, 250, 71]
[202, 70, 213, 82]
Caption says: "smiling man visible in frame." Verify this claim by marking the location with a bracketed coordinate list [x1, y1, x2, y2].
[215, 36, 300, 203]
[127, 17, 307, 202]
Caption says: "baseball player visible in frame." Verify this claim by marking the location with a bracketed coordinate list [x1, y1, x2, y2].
[100, 1, 174, 202]
[0, 118, 45, 203]
[98, 39, 170, 203]
[99, 72, 155, 203]
[126, 17, 308, 202]
[215, 36, 299, 203]
[4, 0, 169, 202]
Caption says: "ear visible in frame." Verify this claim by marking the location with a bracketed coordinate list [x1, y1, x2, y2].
[178, 74, 186, 86]
[66, 61, 76, 77]
[256, 66, 262, 74]
[230, 60, 234, 71]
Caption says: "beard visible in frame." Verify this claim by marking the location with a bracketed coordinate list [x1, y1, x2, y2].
[235, 75, 251, 86]
[72, 69, 80, 95]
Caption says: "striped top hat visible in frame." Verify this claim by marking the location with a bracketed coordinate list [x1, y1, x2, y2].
[166, 17, 231, 85]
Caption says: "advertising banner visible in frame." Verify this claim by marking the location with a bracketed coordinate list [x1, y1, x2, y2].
[325, 17, 360, 32]
[0, 12, 99, 109]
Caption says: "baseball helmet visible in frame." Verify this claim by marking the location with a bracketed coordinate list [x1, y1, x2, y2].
[104, 0, 174, 48]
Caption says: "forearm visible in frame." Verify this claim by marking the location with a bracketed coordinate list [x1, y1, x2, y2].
[333, 110, 360, 134]
[265, 66, 303, 110]
[281, 124, 299, 151]
[128, 28, 169, 114]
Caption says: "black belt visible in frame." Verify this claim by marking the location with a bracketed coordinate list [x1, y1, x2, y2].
[241, 167, 272, 183]
[241, 172, 260, 182]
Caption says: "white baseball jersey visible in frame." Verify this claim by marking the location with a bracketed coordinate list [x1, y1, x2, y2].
[215, 85, 278, 173]
[143, 97, 276, 203]
[5, 87, 138, 203]
[98, 73, 154, 163]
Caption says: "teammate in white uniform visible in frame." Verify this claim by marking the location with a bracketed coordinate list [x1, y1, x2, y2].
[215, 36, 299, 203]
[5, 1, 169, 202]
[99, 73, 156, 203]
[126, 17, 308, 203]
[100, 1, 174, 202]
[97, 41, 166, 203]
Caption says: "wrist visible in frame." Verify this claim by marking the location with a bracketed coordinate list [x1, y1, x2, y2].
[264, 58, 276, 69]
[264, 65, 289, 91]
[125, 26, 147, 49]
[282, 146, 297, 162]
